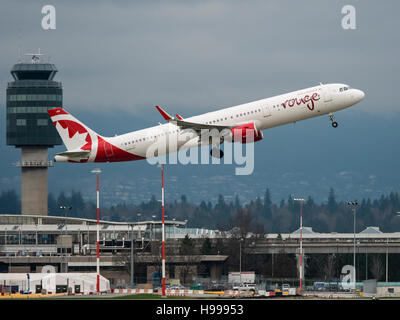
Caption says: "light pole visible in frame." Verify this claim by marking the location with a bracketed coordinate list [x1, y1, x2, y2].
[137, 212, 142, 239]
[347, 201, 358, 290]
[59, 205, 71, 273]
[158, 164, 166, 297]
[172, 218, 176, 239]
[239, 238, 243, 284]
[365, 246, 368, 281]
[130, 223, 134, 289]
[151, 215, 156, 240]
[294, 198, 305, 293]
[91, 168, 102, 293]
[386, 237, 389, 283]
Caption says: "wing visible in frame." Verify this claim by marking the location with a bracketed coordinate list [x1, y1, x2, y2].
[155, 105, 232, 134]
[174, 119, 231, 132]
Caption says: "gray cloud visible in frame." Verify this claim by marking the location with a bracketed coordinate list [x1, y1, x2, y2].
[1, 1, 399, 118]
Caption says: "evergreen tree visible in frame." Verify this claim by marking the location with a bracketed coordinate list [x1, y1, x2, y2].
[263, 188, 272, 218]
[0, 190, 20, 214]
[57, 192, 69, 216]
[70, 190, 85, 217]
[306, 196, 314, 208]
[201, 237, 213, 255]
[327, 187, 338, 214]
[234, 195, 241, 210]
[180, 234, 195, 255]
[181, 194, 187, 206]
[287, 195, 296, 213]
[48, 193, 58, 215]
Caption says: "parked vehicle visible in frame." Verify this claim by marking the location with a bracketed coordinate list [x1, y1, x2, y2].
[233, 283, 256, 293]
[282, 283, 290, 291]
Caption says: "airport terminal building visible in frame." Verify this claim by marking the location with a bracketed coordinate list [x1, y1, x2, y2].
[1, 214, 400, 289]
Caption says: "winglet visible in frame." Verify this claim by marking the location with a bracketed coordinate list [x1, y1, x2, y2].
[175, 114, 184, 120]
[155, 106, 174, 121]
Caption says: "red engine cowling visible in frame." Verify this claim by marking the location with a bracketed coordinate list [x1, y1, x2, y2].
[231, 122, 263, 143]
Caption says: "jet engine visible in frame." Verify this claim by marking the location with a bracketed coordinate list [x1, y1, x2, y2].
[230, 122, 263, 143]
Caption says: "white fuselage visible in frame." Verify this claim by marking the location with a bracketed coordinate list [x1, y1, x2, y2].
[104, 83, 364, 159]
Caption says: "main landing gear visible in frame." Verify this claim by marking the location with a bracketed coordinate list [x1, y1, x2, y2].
[329, 113, 338, 128]
[210, 146, 224, 158]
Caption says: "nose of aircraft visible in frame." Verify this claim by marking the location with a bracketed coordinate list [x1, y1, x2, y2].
[353, 89, 365, 102]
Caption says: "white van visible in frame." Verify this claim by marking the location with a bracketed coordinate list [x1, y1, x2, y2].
[234, 283, 256, 292]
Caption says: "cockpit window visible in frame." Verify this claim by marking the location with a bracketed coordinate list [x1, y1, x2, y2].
[339, 86, 350, 92]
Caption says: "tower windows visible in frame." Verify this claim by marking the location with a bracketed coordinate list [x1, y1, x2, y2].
[16, 119, 27, 126]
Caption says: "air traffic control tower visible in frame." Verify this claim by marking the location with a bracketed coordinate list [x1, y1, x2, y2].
[6, 52, 62, 215]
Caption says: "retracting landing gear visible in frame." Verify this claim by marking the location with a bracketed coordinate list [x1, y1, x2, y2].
[329, 113, 338, 128]
[210, 146, 224, 158]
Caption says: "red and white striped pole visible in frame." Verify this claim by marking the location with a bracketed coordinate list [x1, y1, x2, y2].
[159, 164, 165, 297]
[161, 164, 166, 297]
[92, 168, 102, 293]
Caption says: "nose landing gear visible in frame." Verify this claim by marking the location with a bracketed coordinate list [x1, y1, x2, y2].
[329, 113, 338, 128]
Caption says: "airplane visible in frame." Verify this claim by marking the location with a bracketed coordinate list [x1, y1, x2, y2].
[47, 83, 364, 163]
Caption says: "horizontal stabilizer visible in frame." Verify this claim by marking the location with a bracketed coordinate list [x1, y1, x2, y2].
[56, 149, 90, 158]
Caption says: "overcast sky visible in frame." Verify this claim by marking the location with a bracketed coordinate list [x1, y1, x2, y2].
[1, 1, 399, 118]
[0, 1, 399, 204]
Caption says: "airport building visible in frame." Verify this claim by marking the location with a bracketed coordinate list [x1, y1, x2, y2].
[6, 52, 62, 216]
[0, 272, 110, 295]
[0, 214, 228, 288]
[0, 213, 400, 289]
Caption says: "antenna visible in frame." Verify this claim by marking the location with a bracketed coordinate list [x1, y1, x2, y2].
[25, 48, 43, 64]
[17, 28, 22, 63]
[18, 48, 22, 63]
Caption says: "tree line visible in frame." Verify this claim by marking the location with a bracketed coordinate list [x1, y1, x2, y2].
[1, 188, 400, 233]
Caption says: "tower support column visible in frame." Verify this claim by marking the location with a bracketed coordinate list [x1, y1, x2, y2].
[20, 147, 50, 216]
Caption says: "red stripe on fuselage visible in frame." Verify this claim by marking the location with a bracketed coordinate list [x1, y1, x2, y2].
[95, 136, 145, 162]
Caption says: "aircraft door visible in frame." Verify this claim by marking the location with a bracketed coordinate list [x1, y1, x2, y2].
[104, 141, 114, 158]
[262, 104, 271, 117]
[323, 85, 333, 103]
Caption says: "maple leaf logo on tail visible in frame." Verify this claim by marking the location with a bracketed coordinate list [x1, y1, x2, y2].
[47, 108, 99, 152]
